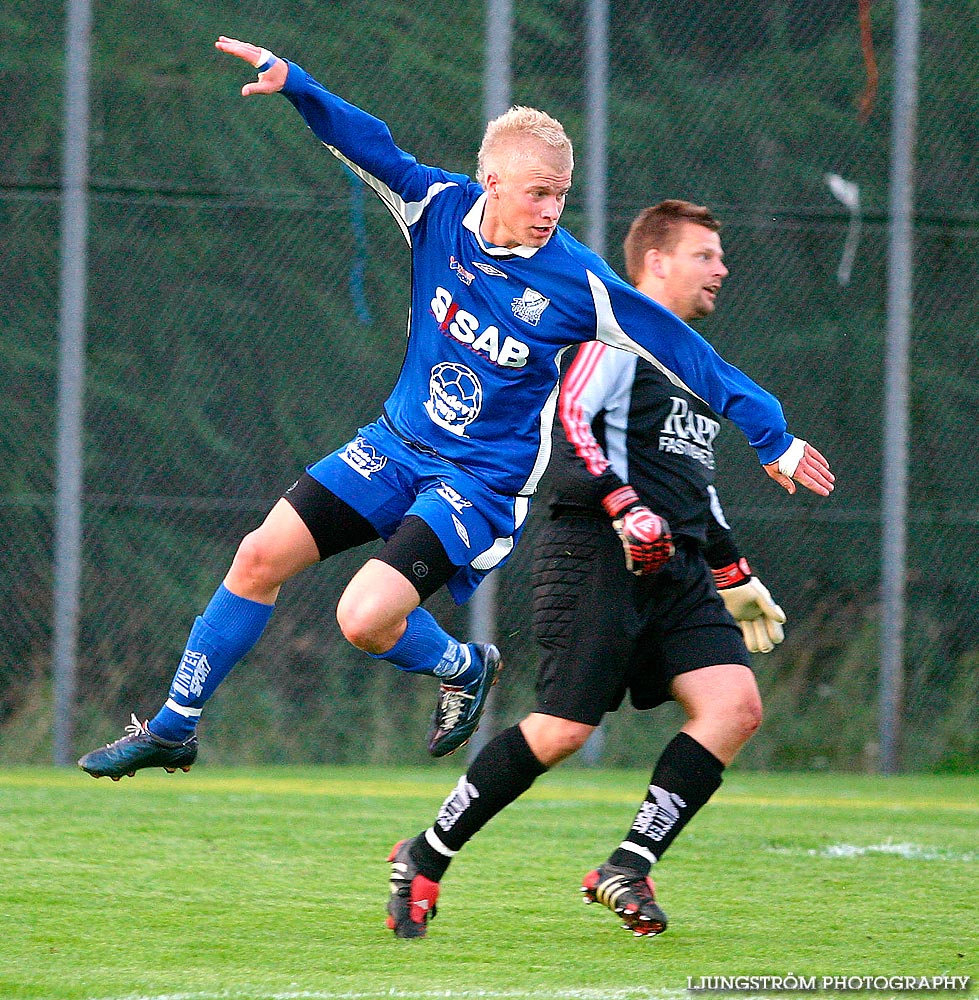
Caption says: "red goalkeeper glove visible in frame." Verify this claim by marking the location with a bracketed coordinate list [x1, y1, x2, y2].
[601, 486, 674, 576]
[711, 558, 786, 654]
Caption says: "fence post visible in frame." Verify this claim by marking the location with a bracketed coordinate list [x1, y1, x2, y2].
[585, 0, 609, 257]
[879, 0, 920, 775]
[52, 0, 94, 766]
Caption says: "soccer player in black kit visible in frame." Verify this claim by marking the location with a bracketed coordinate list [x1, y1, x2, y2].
[386, 201, 802, 939]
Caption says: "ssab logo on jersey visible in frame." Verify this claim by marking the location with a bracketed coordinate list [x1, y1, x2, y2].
[430, 287, 529, 368]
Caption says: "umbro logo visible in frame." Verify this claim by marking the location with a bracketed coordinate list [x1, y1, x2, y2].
[472, 261, 508, 278]
[452, 514, 471, 548]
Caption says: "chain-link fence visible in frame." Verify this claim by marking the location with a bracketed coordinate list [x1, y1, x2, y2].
[3, 1, 978, 772]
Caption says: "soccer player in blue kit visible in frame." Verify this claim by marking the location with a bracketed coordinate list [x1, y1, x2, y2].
[78, 38, 833, 782]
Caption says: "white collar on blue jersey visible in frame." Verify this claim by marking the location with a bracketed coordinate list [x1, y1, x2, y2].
[463, 193, 543, 259]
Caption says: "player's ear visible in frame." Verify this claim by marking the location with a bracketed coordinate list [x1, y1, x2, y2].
[644, 246, 667, 279]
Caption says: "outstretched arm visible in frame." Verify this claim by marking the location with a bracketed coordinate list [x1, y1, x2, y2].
[587, 266, 835, 497]
[214, 35, 445, 215]
[215, 36, 288, 94]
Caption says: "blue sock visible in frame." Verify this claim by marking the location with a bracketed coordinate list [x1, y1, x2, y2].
[372, 607, 480, 683]
[149, 584, 274, 741]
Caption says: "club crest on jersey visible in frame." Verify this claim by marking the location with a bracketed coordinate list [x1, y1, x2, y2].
[340, 436, 388, 478]
[449, 256, 475, 286]
[424, 362, 483, 436]
[511, 287, 550, 325]
[472, 260, 508, 278]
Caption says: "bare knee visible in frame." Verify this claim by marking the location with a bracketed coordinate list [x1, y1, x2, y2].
[729, 687, 763, 743]
[520, 713, 595, 768]
[697, 684, 762, 748]
[225, 500, 320, 603]
[228, 528, 287, 595]
[336, 560, 421, 654]
[336, 591, 391, 653]
[672, 664, 762, 765]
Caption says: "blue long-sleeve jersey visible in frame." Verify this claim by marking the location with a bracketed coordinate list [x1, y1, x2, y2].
[281, 62, 793, 498]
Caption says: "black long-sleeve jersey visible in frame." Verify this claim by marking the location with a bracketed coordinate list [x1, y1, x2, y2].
[547, 341, 742, 567]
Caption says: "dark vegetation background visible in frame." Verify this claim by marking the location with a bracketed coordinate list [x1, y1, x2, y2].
[3, 1, 978, 771]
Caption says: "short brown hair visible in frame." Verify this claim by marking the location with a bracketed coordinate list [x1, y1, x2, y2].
[623, 199, 721, 286]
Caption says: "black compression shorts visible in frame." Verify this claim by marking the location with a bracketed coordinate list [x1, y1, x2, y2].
[282, 472, 458, 601]
[531, 514, 750, 726]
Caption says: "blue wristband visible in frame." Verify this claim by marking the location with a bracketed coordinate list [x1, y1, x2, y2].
[256, 51, 278, 73]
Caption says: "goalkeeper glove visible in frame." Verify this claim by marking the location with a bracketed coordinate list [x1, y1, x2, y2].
[601, 486, 674, 576]
[711, 558, 786, 654]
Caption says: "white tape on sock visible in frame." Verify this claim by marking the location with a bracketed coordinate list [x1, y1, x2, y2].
[425, 827, 458, 858]
[618, 841, 658, 866]
[165, 698, 203, 719]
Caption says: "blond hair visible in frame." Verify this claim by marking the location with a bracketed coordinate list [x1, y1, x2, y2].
[476, 106, 574, 186]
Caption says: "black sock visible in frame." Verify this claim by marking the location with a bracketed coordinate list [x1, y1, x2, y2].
[608, 731, 724, 876]
[410, 724, 548, 881]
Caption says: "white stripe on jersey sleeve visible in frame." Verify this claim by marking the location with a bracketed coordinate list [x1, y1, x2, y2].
[520, 370, 564, 497]
[324, 144, 457, 244]
[585, 268, 704, 403]
[707, 484, 733, 530]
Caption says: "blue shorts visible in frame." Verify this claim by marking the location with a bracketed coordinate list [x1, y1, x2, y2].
[306, 417, 530, 604]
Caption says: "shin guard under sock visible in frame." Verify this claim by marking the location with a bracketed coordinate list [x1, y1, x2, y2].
[372, 607, 478, 682]
[411, 725, 548, 880]
[609, 731, 724, 875]
[149, 584, 274, 741]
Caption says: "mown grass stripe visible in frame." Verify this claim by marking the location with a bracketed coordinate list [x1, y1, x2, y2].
[4, 768, 978, 814]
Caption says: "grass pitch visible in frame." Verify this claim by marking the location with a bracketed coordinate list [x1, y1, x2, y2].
[0, 766, 975, 1000]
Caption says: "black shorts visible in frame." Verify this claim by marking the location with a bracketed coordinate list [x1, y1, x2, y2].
[531, 514, 750, 726]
